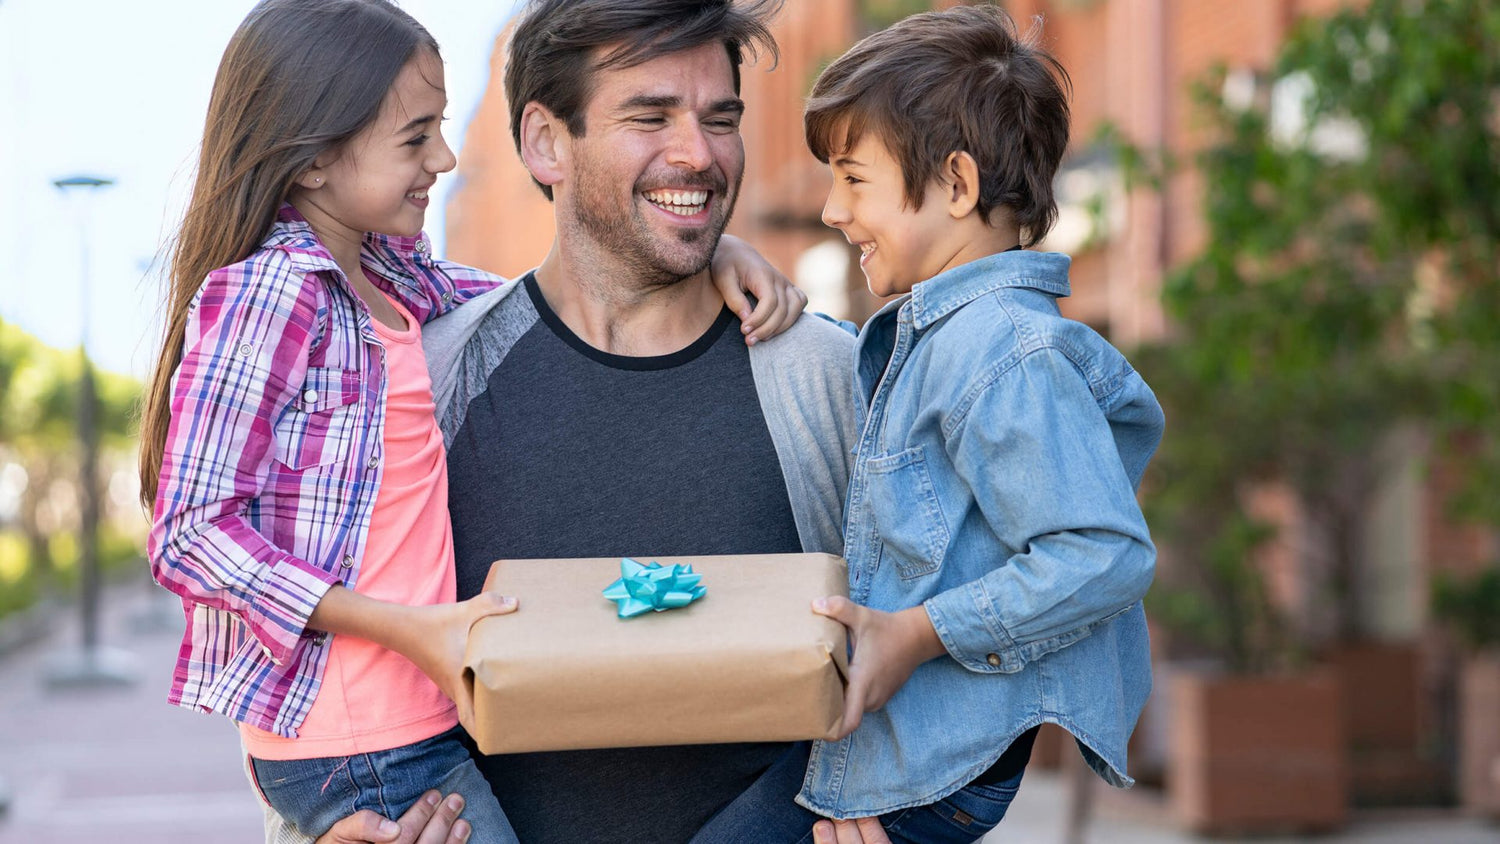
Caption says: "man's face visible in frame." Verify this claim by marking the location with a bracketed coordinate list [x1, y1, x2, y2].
[559, 42, 746, 285]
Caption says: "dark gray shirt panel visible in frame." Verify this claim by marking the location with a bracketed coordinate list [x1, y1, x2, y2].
[446, 274, 803, 843]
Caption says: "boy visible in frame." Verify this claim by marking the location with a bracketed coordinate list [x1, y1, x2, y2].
[801, 6, 1164, 841]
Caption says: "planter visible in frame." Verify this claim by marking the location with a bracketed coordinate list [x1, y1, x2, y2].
[1326, 640, 1447, 805]
[1169, 669, 1347, 835]
[1459, 652, 1500, 819]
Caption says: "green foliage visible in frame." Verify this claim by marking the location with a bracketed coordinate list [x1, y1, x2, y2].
[1432, 567, 1500, 652]
[0, 317, 145, 620]
[855, 0, 933, 32]
[1128, 0, 1499, 669]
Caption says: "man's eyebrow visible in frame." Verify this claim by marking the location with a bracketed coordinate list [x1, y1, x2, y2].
[618, 94, 681, 111]
[614, 95, 746, 114]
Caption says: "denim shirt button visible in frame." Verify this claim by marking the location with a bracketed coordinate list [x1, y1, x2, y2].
[986, 653, 1001, 668]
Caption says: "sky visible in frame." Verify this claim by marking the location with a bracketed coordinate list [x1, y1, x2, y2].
[0, 0, 518, 379]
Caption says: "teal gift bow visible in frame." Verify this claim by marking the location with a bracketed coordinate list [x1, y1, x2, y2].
[602, 558, 707, 619]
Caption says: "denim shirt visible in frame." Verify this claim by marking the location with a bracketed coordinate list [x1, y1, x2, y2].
[797, 250, 1164, 818]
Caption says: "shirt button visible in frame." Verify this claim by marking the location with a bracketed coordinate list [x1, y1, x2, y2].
[986, 653, 1001, 668]
[441, 291, 453, 304]
[312, 633, 327, 646]
[340, 555, 354, 569]
[303, 389, 318, 404]
[415, 239, 429, 253]
[237, 343, 254, 358]
[366, 456, 379, 470]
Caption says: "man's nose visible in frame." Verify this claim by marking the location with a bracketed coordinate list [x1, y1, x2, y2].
[665, 121, 713, 172]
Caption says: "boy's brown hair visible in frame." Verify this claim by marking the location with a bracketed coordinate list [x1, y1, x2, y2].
[805, 4, 1071, 246]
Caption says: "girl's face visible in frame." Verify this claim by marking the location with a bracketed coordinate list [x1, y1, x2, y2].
[299, 49, 456, 241]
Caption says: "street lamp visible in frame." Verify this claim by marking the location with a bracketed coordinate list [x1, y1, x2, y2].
[44, 173, 136, 689]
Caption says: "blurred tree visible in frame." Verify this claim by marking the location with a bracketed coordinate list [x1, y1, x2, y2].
[1135, 0, 1499, 670]
[0, 318, 141, 602]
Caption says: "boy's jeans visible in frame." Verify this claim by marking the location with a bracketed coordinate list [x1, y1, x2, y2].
[250, 726, 518, 843]
[692, 742, 1025, 844]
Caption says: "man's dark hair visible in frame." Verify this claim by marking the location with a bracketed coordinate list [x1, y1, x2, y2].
[805, 5, 1071, 246]
[505, 0, 782, 200]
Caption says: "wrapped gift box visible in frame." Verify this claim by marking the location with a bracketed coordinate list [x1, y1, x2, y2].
[461, 553, 849, 755]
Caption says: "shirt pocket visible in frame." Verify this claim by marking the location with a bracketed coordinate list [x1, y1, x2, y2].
[273, 368, 362, 471]
[864, 445, 950, 580]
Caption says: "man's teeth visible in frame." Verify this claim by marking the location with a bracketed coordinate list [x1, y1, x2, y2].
[407, 190, 428, 199]
[644, 189, 709, 214]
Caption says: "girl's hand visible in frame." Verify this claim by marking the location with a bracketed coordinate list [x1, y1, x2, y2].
[812, 597, 947, 738]
[395, 593, 518, 727]
[710, 233, 808, 345]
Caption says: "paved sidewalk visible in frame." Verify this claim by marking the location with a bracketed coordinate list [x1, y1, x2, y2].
[0, 581, 1496, 844]
[0, 583, 264, 844]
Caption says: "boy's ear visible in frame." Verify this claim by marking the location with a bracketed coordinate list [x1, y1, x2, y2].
[520, 102, 569, 191]
[942, 151, 982, 220]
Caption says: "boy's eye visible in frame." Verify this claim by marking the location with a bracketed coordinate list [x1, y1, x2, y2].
[843, 174, 863, 185]
[405, 134, 431, 147]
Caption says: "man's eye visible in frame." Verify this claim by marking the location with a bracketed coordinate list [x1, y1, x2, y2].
[632, 117, 666, 126]
[843, 175, 863, 185]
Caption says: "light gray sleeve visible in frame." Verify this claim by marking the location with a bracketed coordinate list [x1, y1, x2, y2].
[749, 313, 859, 556]
[423, 280, 536, 446]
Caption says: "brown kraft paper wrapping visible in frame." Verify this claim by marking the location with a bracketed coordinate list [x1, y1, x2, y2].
[460, 553, 850, 755]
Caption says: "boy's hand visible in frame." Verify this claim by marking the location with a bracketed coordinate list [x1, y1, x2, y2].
[391, 593, 518, 727]
[710, 233, 808, 345]
[812, 597, 947, 738]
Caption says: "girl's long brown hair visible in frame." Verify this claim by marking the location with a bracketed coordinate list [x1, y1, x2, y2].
[138, 0, 437, 508]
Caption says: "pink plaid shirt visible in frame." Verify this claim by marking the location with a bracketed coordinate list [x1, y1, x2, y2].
[148, 205, 506, 737]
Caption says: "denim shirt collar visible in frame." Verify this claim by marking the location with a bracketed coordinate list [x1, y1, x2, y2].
[905, 250, 1072, 330]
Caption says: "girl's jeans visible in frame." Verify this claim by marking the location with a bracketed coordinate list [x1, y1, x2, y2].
[692, 741, 1026, 844]
[250, 726, 518, 843]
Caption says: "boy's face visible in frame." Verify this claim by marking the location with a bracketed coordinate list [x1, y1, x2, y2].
[821, 129, 959, 298]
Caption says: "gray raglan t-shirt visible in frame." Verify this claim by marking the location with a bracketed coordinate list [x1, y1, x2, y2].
[443, 273, 803, 843]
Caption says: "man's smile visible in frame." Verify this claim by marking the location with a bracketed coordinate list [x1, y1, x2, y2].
[641, 188, 711, 217]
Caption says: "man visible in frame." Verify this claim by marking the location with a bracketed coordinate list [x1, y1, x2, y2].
[298, 1, 873, 841]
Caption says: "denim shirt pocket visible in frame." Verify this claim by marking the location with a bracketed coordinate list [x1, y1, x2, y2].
[273, 368, 362, 471]
[864, 445, 950, 579]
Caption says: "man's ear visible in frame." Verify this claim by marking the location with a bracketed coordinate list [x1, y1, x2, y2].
[520, 102, 569, 190]
[943, 151, 982, 219]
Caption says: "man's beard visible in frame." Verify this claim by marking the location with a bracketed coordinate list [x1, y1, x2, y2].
[569, 161, 743, 289]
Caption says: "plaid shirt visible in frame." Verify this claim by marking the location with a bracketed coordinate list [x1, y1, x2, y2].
[149, 205, 506, 737]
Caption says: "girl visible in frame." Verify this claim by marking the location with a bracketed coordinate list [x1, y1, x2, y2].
[138, 1, 805, 840]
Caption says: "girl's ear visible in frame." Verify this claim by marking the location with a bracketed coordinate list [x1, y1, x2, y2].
[293, 150, 341, 191]
[943, 151, 982, 219]
[520, 102, 568, 191]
